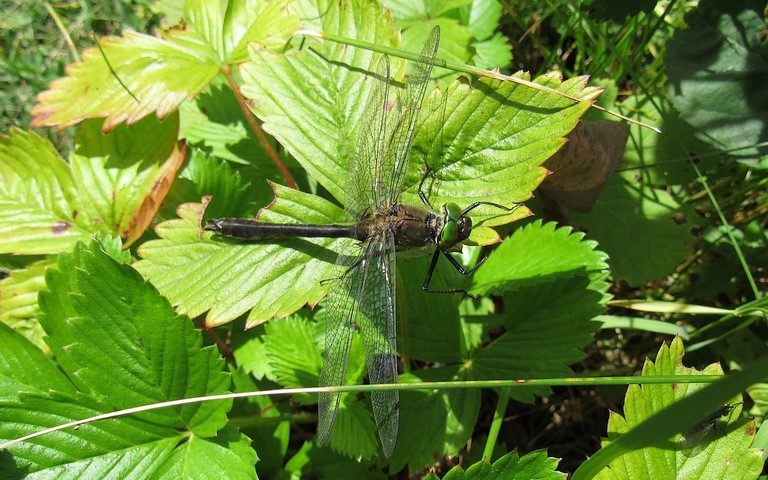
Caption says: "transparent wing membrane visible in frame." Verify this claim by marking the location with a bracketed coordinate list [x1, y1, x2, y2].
[318, 26, 441, 456]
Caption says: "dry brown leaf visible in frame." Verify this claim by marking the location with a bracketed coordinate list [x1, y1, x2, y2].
[539, 120, 629, 214]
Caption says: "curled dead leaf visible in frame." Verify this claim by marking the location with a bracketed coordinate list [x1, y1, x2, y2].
[539, 120, 629, 217]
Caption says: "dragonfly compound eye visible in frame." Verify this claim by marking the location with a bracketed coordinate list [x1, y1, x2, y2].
[444, 202, 463, 221]
[439, 219, 460, 248]
[438, 214, 472, 248]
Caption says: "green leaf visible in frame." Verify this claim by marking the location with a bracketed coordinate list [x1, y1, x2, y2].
[384, 1, 509, 72]
[0, 117, 183, 254]
[163, 149, 254, 221]
[471, 221, 609, 295]
[472, 33, 512, 70]
[666, 0, 768, 160]
[284, 441, 371, 479]
[0, 395, 180, 475]
[617, 94, 719, 186]
[232, 324, 276, 382]
[571, 173, 699, 286]
[39, 240, 231, 434]
[462, 0, 504, 41]
[612, 94, 719, 189]
[325, 396, 380, 460]
[241, 2, 593, 220]
[0, 129, 91, 254]
[0, 118, 184, 339]
[184, 0, 300, 64]
[144, 1, 595, 328]
[98, 234, 133, 264]
[30, 0, 300, 130]
[0, 258, 52, 350]
[472, 274, 606, 403]
[390, 367, 481, 470]
[443, 449, 565, 480]
[239, 1, 400, 206]
[179, 82, 255, 164]
[0, 322, 75, 401]
[228, 366, 291, 477]
[0, 241, 255, 477]
[178, 78, 276, 174]
[157, 426, 257, 479]
[262, 315, 323, 392]
[575, 338, 766, 480]
[399, 257, 463, 363]
[0, 237, 130, 350]
[382, 0, 470, 26]
[463, 222, 609, 403]
[31, 30, 218, 130]
[413, 73, 592, 239]
[72, 116, 185, 247]
[404, 20, 474, 78]
[693, 220, 768, 299]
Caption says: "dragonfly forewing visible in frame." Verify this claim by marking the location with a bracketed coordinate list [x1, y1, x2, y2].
[349, 55, 392, 216]
[380, 27, 440, 205]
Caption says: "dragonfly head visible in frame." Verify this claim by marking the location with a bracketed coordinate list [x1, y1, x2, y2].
[438, 202, 472, 249]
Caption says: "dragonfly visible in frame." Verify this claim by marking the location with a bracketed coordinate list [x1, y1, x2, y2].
[205, 26, 514, 456]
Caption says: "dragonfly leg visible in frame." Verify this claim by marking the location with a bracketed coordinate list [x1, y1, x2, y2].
[417, 164, 437, 211]
[461, 200, 519, 216]
[422, 248, 481, 297]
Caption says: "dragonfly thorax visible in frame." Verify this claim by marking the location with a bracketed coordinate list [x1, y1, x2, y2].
[353, 202, 471, 251]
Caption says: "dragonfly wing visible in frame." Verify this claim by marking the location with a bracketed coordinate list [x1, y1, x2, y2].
[380, 26, 440, 204]
[349, 26, 441, 211]
[317, 236, 398, 456]
[358, 233, 398, 457]
[317, 245, 364, 447]
[348, 55, 392, 214]
[319, 27, 441, 456]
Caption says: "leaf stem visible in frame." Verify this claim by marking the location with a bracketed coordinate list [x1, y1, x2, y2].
[0, 374, 727, 450]
[221, 66, 297, 189]
[292, 30, 660, 134]
[483, 387, 511, 460]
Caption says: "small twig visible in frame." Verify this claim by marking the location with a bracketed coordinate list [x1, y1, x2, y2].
[94, 34, 140, 104]
[222, 66, 297, 189]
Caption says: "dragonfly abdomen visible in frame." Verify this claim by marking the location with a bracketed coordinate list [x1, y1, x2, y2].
[205, 218, 358, 240]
